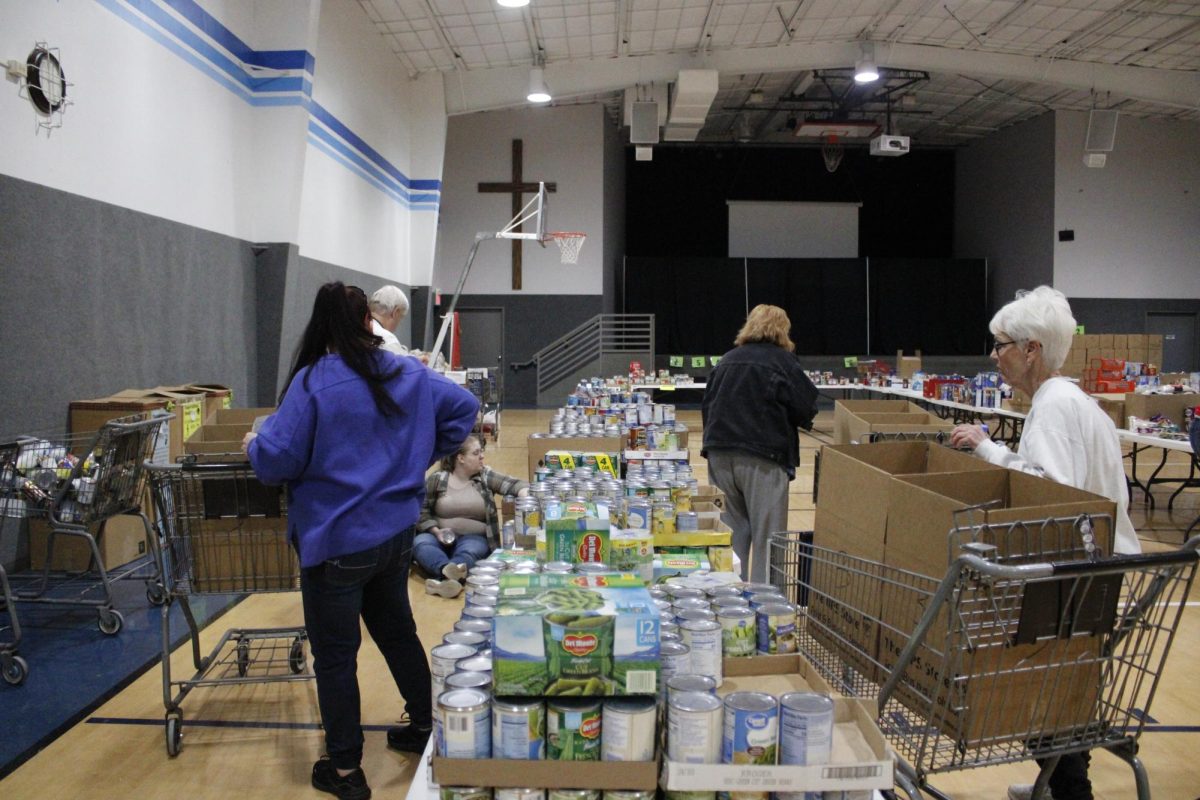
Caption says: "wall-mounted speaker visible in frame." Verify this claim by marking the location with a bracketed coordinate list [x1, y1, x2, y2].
[1085, 110, 1119, 152]
[631, 102, 661, 144]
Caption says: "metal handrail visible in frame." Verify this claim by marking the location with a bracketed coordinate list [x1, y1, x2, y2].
[513, 314, 654, 397]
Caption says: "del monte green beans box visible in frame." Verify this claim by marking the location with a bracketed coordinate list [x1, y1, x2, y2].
[545, 517, 610, 564]
[493, 573, 660, 696]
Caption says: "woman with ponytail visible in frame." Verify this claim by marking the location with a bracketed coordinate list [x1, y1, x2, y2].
[244, 282, 478, 799]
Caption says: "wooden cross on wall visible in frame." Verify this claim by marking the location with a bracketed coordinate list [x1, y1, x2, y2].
[478, 139, 556, 290]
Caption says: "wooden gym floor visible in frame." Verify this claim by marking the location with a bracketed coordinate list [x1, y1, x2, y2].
[1, 409, 1197, 800]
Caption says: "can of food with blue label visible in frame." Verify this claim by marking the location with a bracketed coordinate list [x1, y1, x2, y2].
[601, 697, 657, 761]
[436, 687, 491, 758]
[739, 582, 776, 599]
[492, 696, 545, 760]
[747, 591, 786, 610]
[756, 602, 798, 655]
[675, 511, 699, 532]
[625, 498, 651, 530]
[777, 692, 835, 800]
[722, 691, 778, 765]
[535, 466, 552, 482]
[717, 606, 757, 658]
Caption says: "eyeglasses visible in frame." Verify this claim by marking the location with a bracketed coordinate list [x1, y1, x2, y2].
[991, 339, 1018, 354]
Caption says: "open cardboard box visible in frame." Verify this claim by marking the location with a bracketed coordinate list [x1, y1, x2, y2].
[660, 653, 891, 795]
[28, 515, 150, 572]
[654, 514, 731, 547]
[832, 399, 923, 444]
[844, 411, 952, 445]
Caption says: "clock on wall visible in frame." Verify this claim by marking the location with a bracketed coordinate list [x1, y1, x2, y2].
[26, 45, 67, 114]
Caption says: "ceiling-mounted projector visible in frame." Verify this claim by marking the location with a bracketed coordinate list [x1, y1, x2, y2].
[870, 134, 910, 156]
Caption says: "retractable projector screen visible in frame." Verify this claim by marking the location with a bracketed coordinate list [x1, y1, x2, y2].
[727, 201, 861, 258]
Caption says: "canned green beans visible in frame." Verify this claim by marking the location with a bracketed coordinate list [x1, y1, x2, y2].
[547, 791, 598, 800]
[756, 603, 798, 655]
[718, 606, 757, 658]
[722, 692, 778, 765]
[492, 697, 545, 760]
[495, 790, 543, 800]
[666, 691, 722, 764]
[440, 788, 491, 800]
[436, 688, 491, 759]
[546, 698, 602, 761]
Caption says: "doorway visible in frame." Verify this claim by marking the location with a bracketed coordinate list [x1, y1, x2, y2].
[455, 307, 505, 399]
[1146, 312, 1198, 372]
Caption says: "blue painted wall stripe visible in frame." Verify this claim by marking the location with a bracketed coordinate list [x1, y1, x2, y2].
[160, 0, 312, 72]
[97, 0, 440, 208]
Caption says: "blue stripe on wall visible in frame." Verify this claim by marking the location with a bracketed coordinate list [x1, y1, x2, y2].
[161, 0, 312, 71]
[96, 0, 440, 208]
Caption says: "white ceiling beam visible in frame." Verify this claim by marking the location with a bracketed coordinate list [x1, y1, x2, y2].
[441, 41, 1200, 115]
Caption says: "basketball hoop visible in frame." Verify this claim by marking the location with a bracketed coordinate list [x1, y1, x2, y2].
[549, 231, 587, 264]
[821, 134, 844, 173]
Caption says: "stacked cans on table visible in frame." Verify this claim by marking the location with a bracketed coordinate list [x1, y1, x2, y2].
[435, 558, 659, 800]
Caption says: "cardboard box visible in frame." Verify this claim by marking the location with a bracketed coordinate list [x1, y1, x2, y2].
[1111, 334, 1128, 350]
[1124, 392, 1197, 428]
[187, 383, 234, 421]
[186, 513, 298, 593]
[844, 412, 953, 445]
[832, 399, 923, 444]
[896, 349, 922, 380]
[528, 435, 623, 481]
[212, 407, 277, 426]
[1128, 334, 1146, 348]
[812, 443, 1000, 679]
[92, 389, 205, 463]
[660, 654, 890, 796]
[434, 751, 658, 791]
[1097, 334, 1114, 349]
[1090, 393, 1126, 429]
[28, 515, 149, 571]
[492, 573, 659, 696]
[69, 396, 174, 464]
[654, 514, 732, 547]
[184, 423, 254, 459]
[1082, 334, 1099, 349]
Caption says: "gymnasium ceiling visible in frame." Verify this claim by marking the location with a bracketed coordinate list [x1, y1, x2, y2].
[355, 0, 1200, 147]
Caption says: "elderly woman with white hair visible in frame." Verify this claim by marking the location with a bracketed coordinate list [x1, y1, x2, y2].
[950, 285, 1140, 800]
[369, 285, 411, 355]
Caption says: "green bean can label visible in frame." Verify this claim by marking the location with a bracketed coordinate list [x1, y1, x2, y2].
[547, 700, 602, 760]
[440, 788, 491, 800]
[756, 603, 797, 654]
[718, 606, 757, 657]
[493, 573, 660, 696]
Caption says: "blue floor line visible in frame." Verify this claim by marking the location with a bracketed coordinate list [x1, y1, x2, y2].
[0, 565, 247, 779]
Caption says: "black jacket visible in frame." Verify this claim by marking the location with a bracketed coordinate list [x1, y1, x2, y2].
[700, 342, 819, 478]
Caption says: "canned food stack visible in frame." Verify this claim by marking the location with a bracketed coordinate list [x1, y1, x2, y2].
[435, 558, 664, 798]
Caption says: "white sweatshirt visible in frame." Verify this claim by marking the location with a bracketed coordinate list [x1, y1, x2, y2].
[974, 376, 1141, 555]
[371, 318, 410, 355]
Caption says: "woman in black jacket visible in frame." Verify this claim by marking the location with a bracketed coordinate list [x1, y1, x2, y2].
[701, 304, 818, 582]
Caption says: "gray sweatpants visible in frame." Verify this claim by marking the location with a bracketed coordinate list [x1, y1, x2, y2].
[705, 450, 790, 583]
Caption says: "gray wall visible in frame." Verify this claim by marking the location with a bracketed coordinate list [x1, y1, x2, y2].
[0, 174, 258, 436]
[955, 113, 1056, 312]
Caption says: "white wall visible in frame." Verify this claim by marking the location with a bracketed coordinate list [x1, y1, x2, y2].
[955, 113, 1056, 309]
[1054, 111, 1200, 299]
[435, 104, 607, 295]
[0, 0, 445, 283]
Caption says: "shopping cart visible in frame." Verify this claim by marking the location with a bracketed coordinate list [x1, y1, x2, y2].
[146, 459, 311, 756]
[769, 519, 1199, 800]
[0, 413, 169, 685]
[465, 368, 500, 443]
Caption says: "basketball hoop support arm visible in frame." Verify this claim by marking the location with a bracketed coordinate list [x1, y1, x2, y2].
[427, 182, 549, 363]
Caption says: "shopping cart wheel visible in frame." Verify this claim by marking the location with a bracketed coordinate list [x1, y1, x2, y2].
[236, 639, 250, 677]
[145, 583, 166, 606]
[98, 609, 124, 635]
[165, 712, 182, 757]
[2, 655, 29, 686]
[289, 639, 306, 674]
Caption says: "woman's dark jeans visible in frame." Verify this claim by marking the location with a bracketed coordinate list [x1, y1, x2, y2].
[301, 527, 431, 770]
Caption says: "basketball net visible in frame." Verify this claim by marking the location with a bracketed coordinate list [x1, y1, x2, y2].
[550, 231, 587, 264]
[822, 134, 844, 173]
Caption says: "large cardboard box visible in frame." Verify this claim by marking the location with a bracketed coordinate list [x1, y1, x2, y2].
[28, 515, 149, 571]
[99, 389, 206, 463]
[832, 399, 922, 444]
[69, 395, 174, 464]
[877, 469, 1115, 746]
[896, 349, 922, 380]
[212, 407, 277, 426]
[812, 443, 1000, 679]
[185, 383, 234, 421]
[184, 488, 297, 593]
[1090, 393, 1126, 429]
[527, 435, 623, 480]
[844, 411, 953, 445]
[184, 424, 253, 459]
[1124, 392, 1197, 428]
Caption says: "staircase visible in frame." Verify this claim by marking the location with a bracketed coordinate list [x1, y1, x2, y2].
[528, 314, 655, 406]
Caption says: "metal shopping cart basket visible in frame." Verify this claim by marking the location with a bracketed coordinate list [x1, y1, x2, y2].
[769, 518, 1200, 800]
[0, 413, 169, 686]
[146, 458, 310, 756]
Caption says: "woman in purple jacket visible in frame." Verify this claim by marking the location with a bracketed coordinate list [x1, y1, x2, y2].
[244, 283, 477, 800]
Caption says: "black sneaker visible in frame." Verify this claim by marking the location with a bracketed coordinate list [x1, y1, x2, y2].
[311, 757, 371, 800]
[386, 723, 432, 754]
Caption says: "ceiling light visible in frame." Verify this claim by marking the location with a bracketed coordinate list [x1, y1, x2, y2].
[527, 66, 551, 103]
[497, 0, 530, 6]
[854, 42, 879, 84]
